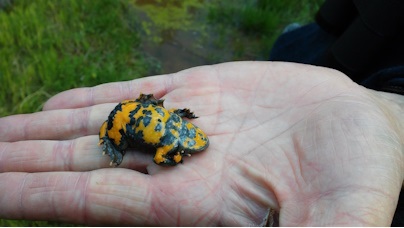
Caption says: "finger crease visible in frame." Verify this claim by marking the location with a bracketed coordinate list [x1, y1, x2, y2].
[19, 173, 29, 220]
[79, 108, 91, 136]
[67, 140, 76, 171]
[70, 108, 90, 138]
[22, 117, 30, 140]
[81, 172, 91, 224]
[88, 87, 95, 107]
[0, 143, 8, 171]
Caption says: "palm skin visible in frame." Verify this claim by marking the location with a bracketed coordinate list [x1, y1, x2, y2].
[0, 62, 402, 226]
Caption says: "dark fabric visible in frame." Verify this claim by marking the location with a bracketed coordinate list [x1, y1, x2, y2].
[392, 189, 404, 227]
[269, 23, 336, 65]
[270, 0, 404, 94]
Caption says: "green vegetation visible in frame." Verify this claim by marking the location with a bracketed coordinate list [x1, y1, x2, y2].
[0, 0, 151, 116]
[134, 0, 205, 43]
[0, 0, 323, 226]
[206, 0, 324, 60]
[0, 219, 77, 227]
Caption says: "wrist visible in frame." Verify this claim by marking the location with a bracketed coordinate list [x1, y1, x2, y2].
[368, 89, 404, 176]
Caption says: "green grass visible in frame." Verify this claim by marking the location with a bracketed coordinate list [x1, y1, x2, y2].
[0, 219, 77, 227]
[0, 0, 151, 117]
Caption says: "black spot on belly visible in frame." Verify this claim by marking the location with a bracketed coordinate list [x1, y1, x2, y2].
[126, 124, 136, 138]
[142, 115, 152, 127]
[154, 122, 163, 132]
[188, 127, 196, 138]
[187, 139, 196, 147]
[129, 105, 142, 125]
[170, 114, 181, 123]
[160, 132, 177, 147]
[155, 107, 165, 117]
[107, 103, 124, 129]
[142, 109, 152, 115]
[127, 129, 145, 145]
[135, 116, 143, 128]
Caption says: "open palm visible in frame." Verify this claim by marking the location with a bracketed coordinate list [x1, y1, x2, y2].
[0, 62, 402, 226]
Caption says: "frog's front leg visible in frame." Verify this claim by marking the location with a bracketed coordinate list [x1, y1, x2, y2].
[100, 138, 125, 166]
[169, 108, 198, 119]
[99, 121, 126, 166]
[154, 145, 183, 166]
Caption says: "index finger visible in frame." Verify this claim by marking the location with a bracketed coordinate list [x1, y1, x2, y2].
[43, 62, 220, 111]
[43, 74, 173, 111]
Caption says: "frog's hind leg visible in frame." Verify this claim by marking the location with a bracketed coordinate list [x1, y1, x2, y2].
[170, 108, 198, 119]
[154, 145, 183, 166]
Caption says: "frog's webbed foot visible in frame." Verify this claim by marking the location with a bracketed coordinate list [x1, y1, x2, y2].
[136, 93, 164, 107]
[99, 137, 125, 166]
[170, 108, 198, 119]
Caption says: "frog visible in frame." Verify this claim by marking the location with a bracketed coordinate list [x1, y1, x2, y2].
[98, 93, 209, 166]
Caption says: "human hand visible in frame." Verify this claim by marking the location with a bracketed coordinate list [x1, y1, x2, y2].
[0, 62, 403, 226]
